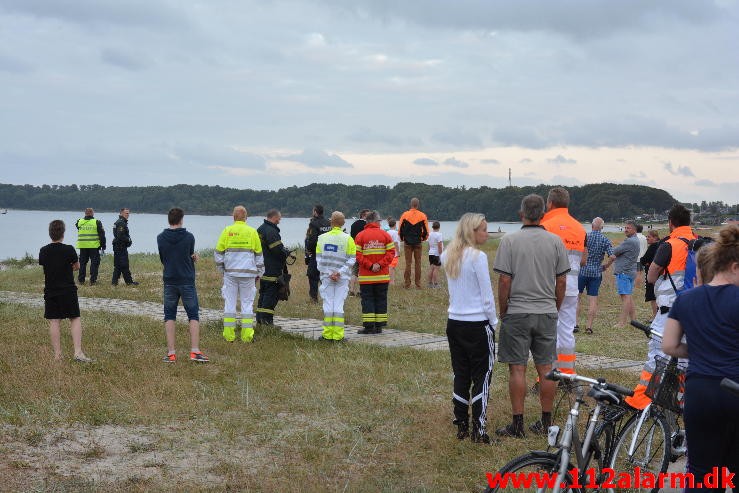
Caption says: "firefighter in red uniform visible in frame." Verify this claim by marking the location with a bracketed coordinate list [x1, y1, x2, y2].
[354, 210, 395, 334]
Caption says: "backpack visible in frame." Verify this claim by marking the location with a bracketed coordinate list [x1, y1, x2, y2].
[666, 236, 715, 292]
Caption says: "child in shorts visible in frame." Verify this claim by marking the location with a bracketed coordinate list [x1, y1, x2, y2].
[39, 220, 93, 362]
[427, 221, 443, 287]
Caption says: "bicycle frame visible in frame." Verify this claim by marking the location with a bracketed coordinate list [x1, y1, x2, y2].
[547, 371, 632, 493]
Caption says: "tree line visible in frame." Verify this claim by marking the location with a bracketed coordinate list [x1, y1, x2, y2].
[0, 182, 681, 222]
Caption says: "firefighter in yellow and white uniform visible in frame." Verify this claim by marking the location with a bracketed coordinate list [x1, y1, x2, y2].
[215, 206, 264, 342]
[316, 211, 356, 341]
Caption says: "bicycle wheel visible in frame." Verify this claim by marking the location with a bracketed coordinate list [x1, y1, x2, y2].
[608, 409, 670, 493]
[485, 452, 579, 493]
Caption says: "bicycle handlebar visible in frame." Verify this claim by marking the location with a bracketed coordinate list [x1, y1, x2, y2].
[720, 378, 739, 397]
[630, 320, 663, 340]
[545, 369, 634, 397]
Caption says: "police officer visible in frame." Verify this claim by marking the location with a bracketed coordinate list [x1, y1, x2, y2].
[256, 209, 291, 325]
[76, 207, 106, 285]
[305, 204, 332, 302]
[112, 208, 138, 285]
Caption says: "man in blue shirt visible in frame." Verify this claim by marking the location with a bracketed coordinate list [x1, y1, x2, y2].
[577, 217, 615, 334]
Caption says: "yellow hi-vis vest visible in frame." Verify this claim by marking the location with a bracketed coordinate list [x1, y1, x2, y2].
[316, 227, 356, 280]
[77, 218, 101, 249]
[214, 221, 265, 277]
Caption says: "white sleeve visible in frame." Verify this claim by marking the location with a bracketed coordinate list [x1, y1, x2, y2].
[474, 252, 498, 327]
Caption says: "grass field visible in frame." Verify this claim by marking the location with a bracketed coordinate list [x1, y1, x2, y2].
[0, 228, 692, 491]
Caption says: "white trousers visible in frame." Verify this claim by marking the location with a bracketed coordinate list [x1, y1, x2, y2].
[222, 275, 257, 322]
[319, 278, 350, 317]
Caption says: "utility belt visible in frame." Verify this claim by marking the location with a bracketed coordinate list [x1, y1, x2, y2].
[659, 306, 670, 315]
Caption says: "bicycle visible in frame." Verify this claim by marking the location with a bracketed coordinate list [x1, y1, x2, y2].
[485, 369, 634, 493]
[606, 320, 687, 493]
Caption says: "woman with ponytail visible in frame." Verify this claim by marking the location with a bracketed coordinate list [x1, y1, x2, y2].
[441, 213, 497, 444]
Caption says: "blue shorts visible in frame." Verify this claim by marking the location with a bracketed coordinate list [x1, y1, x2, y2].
[578, 274, 602, 296]
[163, 284, 200, 321]
[615, 273, 635, 295]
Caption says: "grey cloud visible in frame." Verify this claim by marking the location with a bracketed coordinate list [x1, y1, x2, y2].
[663, 162, 694, 177]
[101, 48, 147, 71]
[520, 158, 532, 164]
[314, 0, 722, 40]
[173, 144, 266, 170]
[548, 154, 576, 165]
[431, 131, 483, 149]
[629, 171, 647, 179]
[0, 53, 33, 73]
[443, 157, 469, 168]
[0, 0, 189, 28]
[491, 127, 549, 149]
[481, 158, 500, 165]
[694, 179, 716, 187]
[413, 158, 439, 166]
[282, 149, 353, 168]
[347, 128, 423, 147]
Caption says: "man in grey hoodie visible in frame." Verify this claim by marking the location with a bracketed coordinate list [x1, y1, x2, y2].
[156, 207, 209, 363]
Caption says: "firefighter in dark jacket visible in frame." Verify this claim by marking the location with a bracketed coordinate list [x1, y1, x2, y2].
[256, 209, 291, 325]
[76, 207, 106, 285]
[111, 207, 138, 285]
[304, 204, 332, 302]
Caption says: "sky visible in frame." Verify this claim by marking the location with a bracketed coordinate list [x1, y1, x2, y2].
[1, 0, 738, 204]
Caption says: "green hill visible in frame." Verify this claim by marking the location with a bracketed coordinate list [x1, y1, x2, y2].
[0, 182, 678, 222]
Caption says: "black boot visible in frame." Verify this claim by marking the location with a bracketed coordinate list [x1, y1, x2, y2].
[454, 420, 469, 440]
[471, 426, 491, 444]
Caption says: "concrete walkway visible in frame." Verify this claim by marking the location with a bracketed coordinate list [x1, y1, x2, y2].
[0, 290, 642, 372]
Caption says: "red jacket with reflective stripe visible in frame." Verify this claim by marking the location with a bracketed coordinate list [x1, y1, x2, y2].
[355, 223, 395, 284]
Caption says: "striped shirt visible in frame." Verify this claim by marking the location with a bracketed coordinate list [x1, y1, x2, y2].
[580, 230, 615, 278]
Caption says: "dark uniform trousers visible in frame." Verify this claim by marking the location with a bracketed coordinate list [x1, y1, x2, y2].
[78, 248, 101, 283]
[256, 278, 280, 324]
[112, 247, 134, 284]
[307, 256, 320, 300]
[359, 283, 389, 331]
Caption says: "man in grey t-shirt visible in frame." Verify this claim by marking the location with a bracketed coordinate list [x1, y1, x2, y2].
[493, 194, 570, 438]
[604, 220, 640, 327]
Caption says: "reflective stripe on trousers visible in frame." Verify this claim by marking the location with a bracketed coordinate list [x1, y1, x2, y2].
[554, 294, 577, 374]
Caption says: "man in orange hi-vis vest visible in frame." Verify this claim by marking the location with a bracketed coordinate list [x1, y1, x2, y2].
[541, 187, 587, 376]
[624, 204, 695, 409]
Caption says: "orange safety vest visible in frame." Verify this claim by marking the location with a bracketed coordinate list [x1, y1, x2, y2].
[654, 225, 696, 305]
[541, 208, 586, 253]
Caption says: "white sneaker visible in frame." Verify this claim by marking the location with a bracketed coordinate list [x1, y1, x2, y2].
[74, 354, 94, 363]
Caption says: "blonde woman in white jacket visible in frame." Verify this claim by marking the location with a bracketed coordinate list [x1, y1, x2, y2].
[441, 213, 498, 444]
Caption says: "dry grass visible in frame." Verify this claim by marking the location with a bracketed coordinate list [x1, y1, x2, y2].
[0, 227, 719, 491]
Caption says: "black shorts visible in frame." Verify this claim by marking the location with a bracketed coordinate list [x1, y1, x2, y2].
[428, 255, 441, 266]
[44, 291, 81, 319]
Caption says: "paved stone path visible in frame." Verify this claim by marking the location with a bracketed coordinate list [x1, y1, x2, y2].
[0, 290, 642, 372]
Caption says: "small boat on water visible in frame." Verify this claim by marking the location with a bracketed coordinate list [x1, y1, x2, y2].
[0, 209, 7, 214]
[488, 231, 505, 239]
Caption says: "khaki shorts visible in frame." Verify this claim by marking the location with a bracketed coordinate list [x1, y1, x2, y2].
[497, 312, 557, 366]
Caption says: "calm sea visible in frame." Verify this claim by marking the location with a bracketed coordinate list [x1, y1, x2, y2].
[0, 210, 619, 260]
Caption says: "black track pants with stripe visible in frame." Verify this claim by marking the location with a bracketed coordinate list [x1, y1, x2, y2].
[446, 319, 495, 432]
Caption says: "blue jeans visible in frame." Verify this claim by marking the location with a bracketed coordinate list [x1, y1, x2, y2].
[163, 284, 200, 321]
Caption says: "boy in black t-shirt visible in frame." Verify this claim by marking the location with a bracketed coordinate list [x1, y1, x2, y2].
[38, 220, 92, 362]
